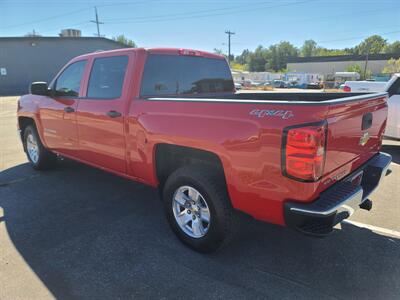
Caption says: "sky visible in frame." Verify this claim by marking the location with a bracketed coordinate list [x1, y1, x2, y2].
[1, 0, 399, 55]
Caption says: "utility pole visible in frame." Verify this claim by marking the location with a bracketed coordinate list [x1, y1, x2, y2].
[225, 30, 235, 65]
[90, 6, 104, 37]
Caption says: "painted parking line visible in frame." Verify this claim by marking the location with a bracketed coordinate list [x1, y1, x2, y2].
[343, 219, 400, 238]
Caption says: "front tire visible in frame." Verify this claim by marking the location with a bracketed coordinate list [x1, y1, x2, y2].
[23, 125, 56, 170]
[163, 165, 234, 253]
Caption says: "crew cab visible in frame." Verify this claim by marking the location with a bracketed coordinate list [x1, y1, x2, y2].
[17, 48, 392, 252]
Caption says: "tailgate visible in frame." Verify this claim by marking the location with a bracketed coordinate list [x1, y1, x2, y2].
[323, 93, 388, 180]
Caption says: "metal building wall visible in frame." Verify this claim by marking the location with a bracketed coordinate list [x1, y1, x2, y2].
[0, 37, 126, 95]
[287, 60, 389, 76]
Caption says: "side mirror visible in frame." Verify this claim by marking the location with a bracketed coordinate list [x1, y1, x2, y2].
[30, 82, 50, 96]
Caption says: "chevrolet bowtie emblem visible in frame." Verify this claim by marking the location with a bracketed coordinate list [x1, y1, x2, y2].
[359, 132, 370, 146]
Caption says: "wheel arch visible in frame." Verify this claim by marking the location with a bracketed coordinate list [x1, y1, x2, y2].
[18, 116, 35, 145]
[154, 143, 227, 189]
[18, 115, 49, 148]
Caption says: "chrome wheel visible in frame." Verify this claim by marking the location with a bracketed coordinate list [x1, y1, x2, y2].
[172, 186, 211, 238]
[26, 133, 39, 163]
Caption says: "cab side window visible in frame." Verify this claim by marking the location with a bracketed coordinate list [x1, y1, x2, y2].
[55, 60, 87, 97]
[87, 56, 128, 99]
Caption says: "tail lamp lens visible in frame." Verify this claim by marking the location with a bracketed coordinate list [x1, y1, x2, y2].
[283, 123, 327, 181]
[343, 85, 351, 92]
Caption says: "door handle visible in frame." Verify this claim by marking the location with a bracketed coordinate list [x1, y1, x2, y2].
[106, 110, 122, 118]
[64, 106, 75, 113]
[362, 112, 373, 130]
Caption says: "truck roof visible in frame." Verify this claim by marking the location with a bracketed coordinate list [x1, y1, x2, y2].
[73, 47, 225, 61]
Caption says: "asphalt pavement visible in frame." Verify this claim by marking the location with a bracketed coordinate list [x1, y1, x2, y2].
[1, 96, 399, 299]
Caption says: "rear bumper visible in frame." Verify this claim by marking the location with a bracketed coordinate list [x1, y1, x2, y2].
[284, 152, 392, 236]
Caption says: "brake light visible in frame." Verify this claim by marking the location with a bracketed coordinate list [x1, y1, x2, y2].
[282, 122, 327, 182]
[343, 85, 351, 92]
[178, 49, 201, 56]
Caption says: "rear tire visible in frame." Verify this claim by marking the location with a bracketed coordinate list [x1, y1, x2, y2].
[23, 125, 57, 170]
[162, 165, 235, 253]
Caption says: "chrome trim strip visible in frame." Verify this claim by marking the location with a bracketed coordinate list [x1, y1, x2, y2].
[146, 92, 388, 105]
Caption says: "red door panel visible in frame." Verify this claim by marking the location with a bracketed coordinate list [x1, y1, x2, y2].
[39, 59, 87, 157]
[76, 100, 126, 173]
[76, 54, 131, 174]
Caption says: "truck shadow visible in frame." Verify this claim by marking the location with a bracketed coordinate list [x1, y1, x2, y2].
[381, 143, 400, 164]
[0, 161, 399, 299]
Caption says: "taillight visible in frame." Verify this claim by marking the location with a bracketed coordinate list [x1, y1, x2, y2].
[282, 122, 327, 182]
[343, 85, 351, 92]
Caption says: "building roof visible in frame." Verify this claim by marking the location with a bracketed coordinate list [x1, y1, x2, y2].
[287, 53, 400, 63]
[0, 36, 128, 47]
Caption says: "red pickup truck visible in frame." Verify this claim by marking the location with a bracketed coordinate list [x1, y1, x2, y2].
[17, 48, 391, 252]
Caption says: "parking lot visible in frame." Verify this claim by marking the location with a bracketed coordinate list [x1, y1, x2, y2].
[1, 96, 399, 299]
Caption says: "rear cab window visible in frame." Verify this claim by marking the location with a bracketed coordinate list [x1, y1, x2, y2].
[87, 56, 128, 99]
[140, 54, 234, 97]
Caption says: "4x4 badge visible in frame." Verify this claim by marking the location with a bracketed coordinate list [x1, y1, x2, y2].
[250, 109, 294, 120]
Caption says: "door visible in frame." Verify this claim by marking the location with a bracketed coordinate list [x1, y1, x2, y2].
[76, 55, 129, 173]
[39, 60, 87, 157]
[385, 75, 400, 139]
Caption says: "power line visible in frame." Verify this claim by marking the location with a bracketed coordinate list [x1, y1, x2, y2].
[1, 0, 158, 30]
[97, 0, 159, 8]
[105, 0, 318, 24]
[2, 7, 92, 29]
[102, 1, 274, 22]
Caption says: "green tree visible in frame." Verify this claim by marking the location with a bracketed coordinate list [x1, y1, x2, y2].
[382, 58, 400, 74]
[301, 39, 317, 57]
[354, 35, 387, 55]
[383, 41, 400, 54]
[112, 35, 136, 47]
[247, 45, 268, 72]
[345, 64, 362, 74]
[230, 62, 247, 71]
[266, 41, 299, 71]
[345, 64, 372, 79]
[314, 47, 353, 56]
[235, 49, 251, 65]
[213, 48, 234, 62]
